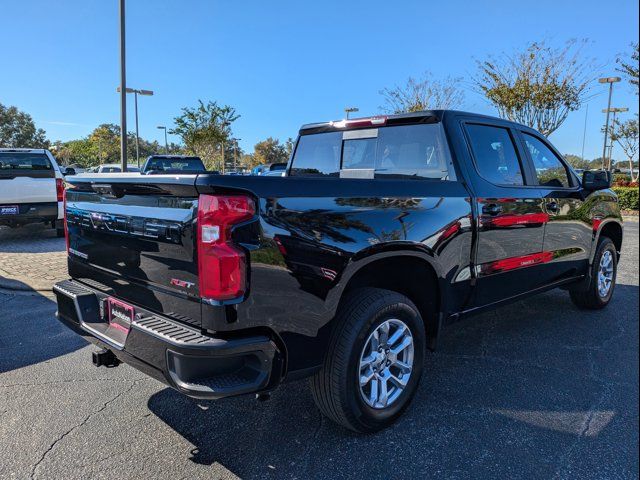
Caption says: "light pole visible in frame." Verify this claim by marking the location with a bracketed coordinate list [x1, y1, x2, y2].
[119, 0, 127, 171]
[221, 121, 230, 174]
[581, 104, 589, 163]
[117, 87, 154, 167]
[234, 138, 241, 172]
[599, 77, 621, 170]
[602, 107, 629, 170]
[157, 126, 168, 154]
[344, 107, 359, 119]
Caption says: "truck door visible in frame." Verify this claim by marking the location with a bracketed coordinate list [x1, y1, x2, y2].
[518, 131, 591, 283]
[462, 122, 550, 307]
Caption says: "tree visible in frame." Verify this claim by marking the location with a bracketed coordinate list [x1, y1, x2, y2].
[617, 43, 639, 95]
[474, 40, 593, 136]
[0, 103, 49, 148]
[54, 124, 164, 168]
[610, 117, 639, 181]
[380, 72, 464, 113]
[170, 100, 239, 171]
[89, 123, 120, 163]
[563, 153, 591, 170]
[253, 137, 290, 166]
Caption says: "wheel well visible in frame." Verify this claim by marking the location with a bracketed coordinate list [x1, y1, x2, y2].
[342, 256, 441, 347]
[600, 222, 623, 255]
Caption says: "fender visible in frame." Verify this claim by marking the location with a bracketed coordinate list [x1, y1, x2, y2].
[569, 217, 623, 293]
[322, 243, 448, 329]
[591, 218, 624, 264]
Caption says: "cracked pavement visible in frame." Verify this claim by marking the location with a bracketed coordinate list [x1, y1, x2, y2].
[0, 222, 638, 479]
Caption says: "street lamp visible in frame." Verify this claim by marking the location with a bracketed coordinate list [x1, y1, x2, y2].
[344, 107, 359, 119]
[602, 107, 629, 170]
[234, 138, 241, 172]
[599, 77, 621, 170]
[221, 121, 230, 174]
[118, 0, 127, 172]
[157, 126, 168, 154]
[117, 87, 154, 167]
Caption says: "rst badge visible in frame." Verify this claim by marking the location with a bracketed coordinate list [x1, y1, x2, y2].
[170, 278, 195, 289]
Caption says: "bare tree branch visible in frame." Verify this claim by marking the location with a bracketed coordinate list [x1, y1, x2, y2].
[380, 72, 465, 114]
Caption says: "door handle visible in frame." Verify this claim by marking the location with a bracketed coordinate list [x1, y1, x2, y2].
[482, 203, 502, 216]
[547, 201, 559, 213]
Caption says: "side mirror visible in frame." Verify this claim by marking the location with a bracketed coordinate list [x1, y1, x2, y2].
[63, 167, 76, 176]
[582, 170, 612, 191]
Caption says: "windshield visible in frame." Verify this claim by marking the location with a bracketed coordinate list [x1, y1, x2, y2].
[145, 157, 205, 172]
[290, 123, 454, 180]
[0, 152, 52, 170]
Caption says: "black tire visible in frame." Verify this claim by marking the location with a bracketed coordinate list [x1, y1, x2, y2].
[310, 288, 426, 433]
[54, 219, 65, 238]
[570, 236, 617, 310]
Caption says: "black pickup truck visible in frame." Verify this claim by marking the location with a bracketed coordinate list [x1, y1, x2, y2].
[54, 110, 623, 432]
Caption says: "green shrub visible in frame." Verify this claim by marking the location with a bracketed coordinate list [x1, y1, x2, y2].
[612, 186, 639, 211]
[613, 173, 629, 184]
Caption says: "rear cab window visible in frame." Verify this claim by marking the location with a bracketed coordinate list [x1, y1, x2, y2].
[290, 122, 455, 180]
[145, 157, 205, 172]
[0, 152, 55, 178]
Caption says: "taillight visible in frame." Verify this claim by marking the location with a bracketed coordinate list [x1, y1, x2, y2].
[56, 178, 65, 202]
[63, 188, 69, 252]
[197, 194, 255, 301]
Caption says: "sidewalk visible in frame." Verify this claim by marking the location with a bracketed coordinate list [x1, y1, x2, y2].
[0, 225, 67, 291]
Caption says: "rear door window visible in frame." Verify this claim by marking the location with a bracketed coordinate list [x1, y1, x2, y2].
[465, 124, 524, 186]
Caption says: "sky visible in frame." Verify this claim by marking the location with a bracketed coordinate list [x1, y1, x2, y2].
[1, 0, 638, 159]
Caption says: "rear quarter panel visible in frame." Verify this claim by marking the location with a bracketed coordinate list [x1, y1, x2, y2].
[197, 176, 474, 372]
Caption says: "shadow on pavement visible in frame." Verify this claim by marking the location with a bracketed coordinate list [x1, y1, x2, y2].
[147, 283, 639, 479]
[0, 224, 65, 254]
[0, 279, 87, 373]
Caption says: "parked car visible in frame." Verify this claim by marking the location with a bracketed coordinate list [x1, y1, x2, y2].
[262, 162, 287, 176]
[251, 165, 270, 175]
[54, 110, 623, 432]
[141, 155, 206, 175]
[0, 148, 66, 235]
[252, 163, 288, 176]
[91, 164, 140, 173]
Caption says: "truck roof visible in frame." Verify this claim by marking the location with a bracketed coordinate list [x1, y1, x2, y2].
[0, 148, 48, 153]
[146, 155, 201, 159]
[299, 110, 531, 134]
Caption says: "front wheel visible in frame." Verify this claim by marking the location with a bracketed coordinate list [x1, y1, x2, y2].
[310, 288, 426, 433]
[570, 237, 618, 309]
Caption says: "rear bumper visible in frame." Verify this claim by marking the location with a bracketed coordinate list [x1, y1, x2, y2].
[53, 279, 283, 400]
[0, 202, 60, 226]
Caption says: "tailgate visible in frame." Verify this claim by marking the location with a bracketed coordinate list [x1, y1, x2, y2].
[0, 151, 57, 204]
[65, 174, 203, 326]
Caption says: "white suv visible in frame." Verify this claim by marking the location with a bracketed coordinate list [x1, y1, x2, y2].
[0, 148, 65, 236]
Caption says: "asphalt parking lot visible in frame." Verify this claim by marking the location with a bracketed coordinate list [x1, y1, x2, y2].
[0, 222, 638, 480]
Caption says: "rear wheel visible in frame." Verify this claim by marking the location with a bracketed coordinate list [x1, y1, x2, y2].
[570, 237, 617, 309]
[310, 288, 426, 433]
